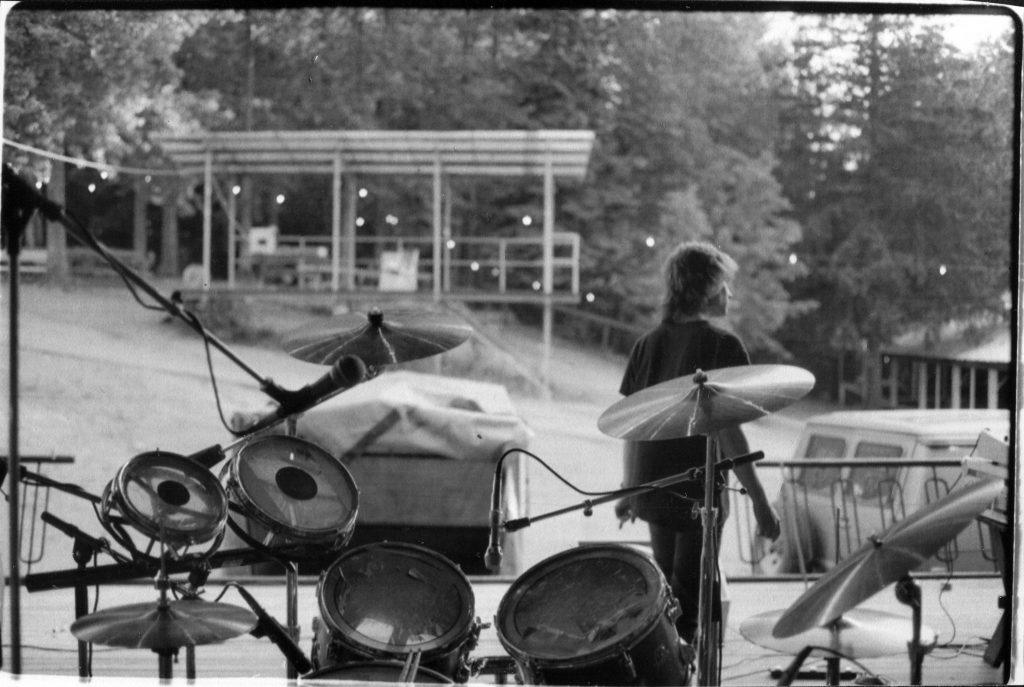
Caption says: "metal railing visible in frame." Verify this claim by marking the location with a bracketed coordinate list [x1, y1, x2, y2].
[271, 232, 580, 295]
[729, 458, 1001, 578]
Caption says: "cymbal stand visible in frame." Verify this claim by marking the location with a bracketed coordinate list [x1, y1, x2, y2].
[284, 415, 301, 680]
[895, 575, 926, 685]
[153, 544, 177, 680]
[695, 427, 721, 687]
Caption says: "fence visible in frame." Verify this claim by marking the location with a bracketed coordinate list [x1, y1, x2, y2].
[728, 457, 1002, 579]
[264, 232, 580, 295]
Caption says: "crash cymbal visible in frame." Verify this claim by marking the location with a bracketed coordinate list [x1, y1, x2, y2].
[772, 477, 1003, 639]
[742, 608, 936, 659]
[70, 598, 257, 650]
[282, 307, 473, 367]
[597, 364, 815, 440]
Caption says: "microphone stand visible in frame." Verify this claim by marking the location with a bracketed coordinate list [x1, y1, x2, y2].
[0, 165, 350, 677]
[501, 462, 744, 532]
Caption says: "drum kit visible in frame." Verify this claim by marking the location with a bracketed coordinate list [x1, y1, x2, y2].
[10, 294, 998, 687]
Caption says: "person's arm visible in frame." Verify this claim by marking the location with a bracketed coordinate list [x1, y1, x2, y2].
[615, 440, 640, 524]
[717, 426, 781, 541]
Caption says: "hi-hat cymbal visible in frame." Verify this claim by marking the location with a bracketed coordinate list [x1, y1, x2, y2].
[70, 598, 257, 650]
[772, 477, 1003, 639]
[282, 307, 473, 367]
[597, 364, 815, 441]
[741, 608, 936, 659]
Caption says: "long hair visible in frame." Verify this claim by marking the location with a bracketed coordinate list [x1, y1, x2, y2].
[661, 241, 738, 320]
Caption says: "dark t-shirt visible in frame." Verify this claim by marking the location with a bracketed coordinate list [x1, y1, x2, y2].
[619, 319, 750, 529]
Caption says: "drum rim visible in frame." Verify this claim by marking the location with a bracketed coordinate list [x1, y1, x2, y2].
[495, 544, 669, 664]
[225, 434, 360, 539]
[317, 541, 477, 657]
[300, 660, 453, 683]
[112, 450, 229, 545]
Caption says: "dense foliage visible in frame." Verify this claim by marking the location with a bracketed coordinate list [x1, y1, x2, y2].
[3, 6, 1016, 381]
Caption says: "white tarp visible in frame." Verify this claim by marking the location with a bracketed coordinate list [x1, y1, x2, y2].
[288, 370, 532, 461]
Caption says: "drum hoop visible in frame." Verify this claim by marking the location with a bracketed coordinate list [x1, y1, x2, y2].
[317, 542, 476, 657]
[496, 544, 669, 664]
[301, 660, 453, 683]
[112, 451, 229, 545]
[226, 435, 359, 539]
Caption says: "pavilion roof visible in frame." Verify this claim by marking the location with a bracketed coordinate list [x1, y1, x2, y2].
[154, 129, 595, 178]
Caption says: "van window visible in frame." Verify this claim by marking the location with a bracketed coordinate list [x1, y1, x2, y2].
[800, 434, 846, 489]
[850, 442, 904, 502]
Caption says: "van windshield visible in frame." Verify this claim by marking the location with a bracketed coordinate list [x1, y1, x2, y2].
[850, 442, 904, 502]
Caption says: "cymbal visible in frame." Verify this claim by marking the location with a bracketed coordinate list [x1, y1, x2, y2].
[772, 477, 1003, 639]
[70, 598, 257, 650]
[597, 364, 815, 440]
[741, 608, 936, 659]
[282, 307, 473, 367]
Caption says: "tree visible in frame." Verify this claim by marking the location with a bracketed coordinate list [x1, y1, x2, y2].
[774, 12, 1015, 403]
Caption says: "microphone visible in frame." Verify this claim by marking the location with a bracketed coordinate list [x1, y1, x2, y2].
[483, 462, 504, 572]
[2, 162, 63, 225]
[233, 584, 313, 674]
[264, 355, 367, 419]
[185, 444, 225, 469]
[716, 450, 765, 471]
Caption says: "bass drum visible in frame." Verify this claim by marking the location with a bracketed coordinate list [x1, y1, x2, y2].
[496, 544, 691, 686]
[220, 435, 358, 560]
[313, 542, 480, 682]
[301, 660, 452, 684]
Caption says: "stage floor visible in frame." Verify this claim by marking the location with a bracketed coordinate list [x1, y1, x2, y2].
[1, 574, 1009, 685]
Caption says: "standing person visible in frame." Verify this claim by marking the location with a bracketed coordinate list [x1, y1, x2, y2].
[614, 240, 781, 645]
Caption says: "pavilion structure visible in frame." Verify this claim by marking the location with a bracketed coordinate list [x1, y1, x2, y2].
[155, 129, 596, 383]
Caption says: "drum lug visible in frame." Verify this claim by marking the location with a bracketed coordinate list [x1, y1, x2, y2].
[618, 649, 638, 682]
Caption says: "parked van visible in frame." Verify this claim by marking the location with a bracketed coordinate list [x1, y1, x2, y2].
[758, 409, 1009, 575]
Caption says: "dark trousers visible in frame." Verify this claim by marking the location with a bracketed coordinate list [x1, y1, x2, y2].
[648, 519, 722, 645]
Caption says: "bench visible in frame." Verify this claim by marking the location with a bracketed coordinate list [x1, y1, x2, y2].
[0, 248, 48, 275]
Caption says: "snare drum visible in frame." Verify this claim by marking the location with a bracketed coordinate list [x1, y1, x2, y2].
[496, 545, 691, 686]
[313, 542, 480, 682]
[220, 435, 358, 558]
[101, 450, 228, 552]
[301, 660, 452, 684]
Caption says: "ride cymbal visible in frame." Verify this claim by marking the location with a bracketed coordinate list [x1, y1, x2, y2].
[70, 598, 257, 650]
[283, 307, 473, 367]
[597, 364, 815, 441]
[741, 608, 936, 659]
[772, 477, 1003, 639]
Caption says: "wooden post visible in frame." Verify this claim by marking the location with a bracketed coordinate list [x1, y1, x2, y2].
[542, 152, 555, 396]
[917, 361, 928, 409]
[227, 177, 237, 287]
[45, 160, 69, 284]
[202, 150, 213, 289]
[433, 154, 442, 302]
[987, 369, 999, 408]
[443, 176, 452, 292]
[344, 175, 357, 291]
[331, 153, 342, 292]
[133, 177, 147, 269]
[159, 178, 180, 277]
[951, 365, 962, 409]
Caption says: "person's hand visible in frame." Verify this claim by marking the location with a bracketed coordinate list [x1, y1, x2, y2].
[615, 498, 636, 529]
[753, 499, 781, 541]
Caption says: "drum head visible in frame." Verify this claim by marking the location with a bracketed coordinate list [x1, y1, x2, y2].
[496, 545, 667, 662]
[318, 543, 475, 657]
[301, 660, 452, 684]
[116, 451, 228, 545]
[232, 435, 358, 540]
